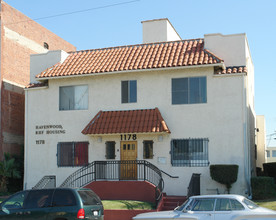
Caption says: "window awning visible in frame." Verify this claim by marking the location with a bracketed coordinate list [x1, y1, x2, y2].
[82, 108, 170, 135]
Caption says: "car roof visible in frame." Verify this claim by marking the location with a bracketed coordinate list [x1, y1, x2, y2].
[189, 194, 246, 201]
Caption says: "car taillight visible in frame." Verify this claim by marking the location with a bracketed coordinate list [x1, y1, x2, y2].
[77, 208, 85, 219]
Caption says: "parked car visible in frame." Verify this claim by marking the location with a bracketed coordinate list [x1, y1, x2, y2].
[133, 194, 276, 220]
[0, 187, 104, 220]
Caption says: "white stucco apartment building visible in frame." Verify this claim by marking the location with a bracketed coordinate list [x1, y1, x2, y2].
[24, 19, 256, 197]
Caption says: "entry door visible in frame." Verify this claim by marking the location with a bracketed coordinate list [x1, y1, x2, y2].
[120, 141, 137, 180]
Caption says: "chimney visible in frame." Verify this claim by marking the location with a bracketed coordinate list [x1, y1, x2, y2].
[142, 18, 181, 44]
[204, 33, 250, 67]
[30, 50, 68, 84]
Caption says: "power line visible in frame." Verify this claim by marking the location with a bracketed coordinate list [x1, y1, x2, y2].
[4, 0, 140, 25]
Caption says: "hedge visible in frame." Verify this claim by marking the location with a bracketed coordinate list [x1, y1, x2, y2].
[210, 164, 239, 193]
[251, 176, 276, 200]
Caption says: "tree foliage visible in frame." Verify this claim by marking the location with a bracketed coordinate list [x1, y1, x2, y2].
[0, 153, 21, 193]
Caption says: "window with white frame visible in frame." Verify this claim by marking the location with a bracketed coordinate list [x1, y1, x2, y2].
[171, 138, 209, 167]
[272, 150, 276, 157]
[267, 150, 271, 157]
[121, 80, 137, 103]
[57, 142, 88, 167]
[172, 76, 207, 104]
[59, 85, 88, 110]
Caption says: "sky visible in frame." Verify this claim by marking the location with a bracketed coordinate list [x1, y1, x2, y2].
[4, 0, 276, 146]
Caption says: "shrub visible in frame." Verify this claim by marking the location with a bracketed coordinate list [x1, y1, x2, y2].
[251, 177, 276, 200]
[263, 163, 276, 183]
[210, 164, 239, 194]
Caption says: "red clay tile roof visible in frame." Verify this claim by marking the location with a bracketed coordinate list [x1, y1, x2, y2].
[215, 66, 247, 75]
[82, 108, 170, 135]
[36, 39, 224, 79]
[25, 82, 48, 88]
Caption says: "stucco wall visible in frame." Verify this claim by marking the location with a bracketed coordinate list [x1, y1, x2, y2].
[25, 66, 249, 195]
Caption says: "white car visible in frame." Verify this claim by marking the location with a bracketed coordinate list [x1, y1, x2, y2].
[133, 194, 276, 220]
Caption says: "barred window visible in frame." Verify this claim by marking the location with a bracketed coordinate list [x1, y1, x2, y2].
[143, 140, 153, 159]
[171, 138, 209, 167]
[57, 142, 88, 167]
[106, 141, 116, 159]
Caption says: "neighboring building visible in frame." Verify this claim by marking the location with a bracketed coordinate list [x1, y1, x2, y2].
[266, 147, 276, 163]
[25, 18, 256, 197]
[0, 1, 76, 157]
[256, 115, 266, 169]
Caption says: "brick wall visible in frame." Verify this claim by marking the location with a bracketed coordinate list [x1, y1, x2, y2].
[0, 2, 76, 157]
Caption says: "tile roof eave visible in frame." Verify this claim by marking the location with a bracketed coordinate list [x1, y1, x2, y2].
[36, 62, 226, 81]
[84, 131, 171, 136]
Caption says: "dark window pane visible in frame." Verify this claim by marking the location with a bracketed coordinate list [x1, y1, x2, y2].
[25, 190, 53, 208]
[59, 86, 74, 110]
[106, 142, 115, 159]
[58, 143, 73, 166]
[172, 78, 188, 104]
[199, 77, 207, 103]
[121, 81, 129, 103]
[172, 77, 206, 104]
[75, 142, 88, 166]
[52, 189, 76, 207]
[143, 141, 153, 159]
[129, 80, 137, 103]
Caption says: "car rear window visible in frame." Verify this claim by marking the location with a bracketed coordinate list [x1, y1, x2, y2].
[78, 190, 102, 206]
[52, 189, 77, 207]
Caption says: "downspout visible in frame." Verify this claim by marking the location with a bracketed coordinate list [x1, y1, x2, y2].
[24, 89, 28, 190]
[242, 73, 251, 197]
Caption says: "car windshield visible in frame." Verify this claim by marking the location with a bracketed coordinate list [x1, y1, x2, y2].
[175, 199, 190, 212]
[243, 198, 259, 209]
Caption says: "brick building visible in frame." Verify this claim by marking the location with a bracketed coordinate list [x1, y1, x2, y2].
[0, 1, 76, 157]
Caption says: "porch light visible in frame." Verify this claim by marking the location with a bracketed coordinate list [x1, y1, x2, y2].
[97, 137, 102, 143]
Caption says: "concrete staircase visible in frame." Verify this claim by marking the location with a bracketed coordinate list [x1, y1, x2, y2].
[160, 195, 187, 211]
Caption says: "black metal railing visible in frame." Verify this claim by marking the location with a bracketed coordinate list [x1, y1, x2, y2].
[187, 173, 201, 198]
[33, 175, 56, 189]
[60, 160, 164, 200]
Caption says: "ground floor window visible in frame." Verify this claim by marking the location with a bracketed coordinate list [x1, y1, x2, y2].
[106, 141, 116, 159]
[171, 138, 209, 167]
[57, 142, 88, 167]
[143, 140, 153, 159]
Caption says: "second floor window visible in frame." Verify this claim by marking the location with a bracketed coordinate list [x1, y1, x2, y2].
[121, 80, 137, 103]
[59, 85, 88, 110]
[172, 76, 207, 104]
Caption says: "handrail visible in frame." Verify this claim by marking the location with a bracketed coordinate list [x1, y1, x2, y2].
[60, 160, 164, 201]
[33, 175, 56, 189]
[160, 170, 179, 178]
